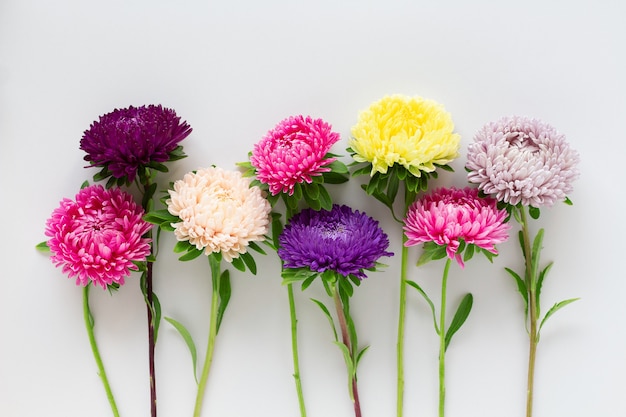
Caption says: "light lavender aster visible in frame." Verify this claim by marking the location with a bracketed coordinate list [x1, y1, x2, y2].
[278, 204, 392, 279]
[466, 116, 580, 207]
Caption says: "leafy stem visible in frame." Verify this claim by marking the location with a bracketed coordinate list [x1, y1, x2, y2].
[83, 284, 120, 417]
[331, 280, 362, 417]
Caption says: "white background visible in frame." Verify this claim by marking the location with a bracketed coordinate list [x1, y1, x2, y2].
[1, 1, 624, 416]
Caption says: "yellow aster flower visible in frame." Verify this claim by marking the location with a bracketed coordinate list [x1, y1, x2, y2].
[350, 94, 460, 176]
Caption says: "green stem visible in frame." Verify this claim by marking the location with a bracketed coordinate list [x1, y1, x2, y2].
[193, 254, 221, 417]
[83, 284, 120, 417]
[332, 281, 362, 417]
[438, 258, 452, 417]
[288, 283, 307, 417]
[520, 207, 538, 417]
[285, 204, 307, 417]
[397, 238, 408, 417]
[397, 186, 416, 417]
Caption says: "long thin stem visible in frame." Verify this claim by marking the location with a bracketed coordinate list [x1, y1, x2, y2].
[193, 255, 221, 417]
[519, 207, 538, 417]
[146, 260, 156, 417]
[397, 186, 416, 417]
[288, 283, 307, 417]
[284, 204, 307, 417]
[438, 258, 452, 417]
[396, 238, 408, 417]
[332, 282, 362, 417]
[83, 284, 120, 417]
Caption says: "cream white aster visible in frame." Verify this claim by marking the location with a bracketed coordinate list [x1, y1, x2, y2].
[167, 167, 271, 262]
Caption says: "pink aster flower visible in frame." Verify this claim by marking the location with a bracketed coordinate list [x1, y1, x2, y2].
[45, 185, 152, 289]
[466, 116, 580, 207]
[250, 115, 340, 196]
[403, 187, 510, 267]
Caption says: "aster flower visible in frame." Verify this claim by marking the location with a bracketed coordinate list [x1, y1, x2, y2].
[81, 104, 191, 417]
[404, 187, 510, 268]
[348, 94, 460, 417]
[466, 116, 579, 208]
[45, 184, 152, 289]
[279, 205, 392, 417]
[40, 183, 152, 417]
[239, 115, 349, 417]
[80, 104, 191, 185]
[403, 187, 510, 417]
[249, 115, 342, 197]
[467, 116, 581, 417]
[145, 166, 270, 417]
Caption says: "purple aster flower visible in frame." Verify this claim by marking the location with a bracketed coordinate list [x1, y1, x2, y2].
[80, 104, 192, 181]
[466, 116, 579, 207]
[278, 204, 393, 278]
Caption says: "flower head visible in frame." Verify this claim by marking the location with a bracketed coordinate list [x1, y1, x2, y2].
[466, 116, 580, 207]
[250, 115, 340, 196]
[166, 167, 271, 262]
[350, 94, 460, 176]
[80, 104, 192, 181]
[404, 187, 510, 267]
[278, 205, 393, 278]
[45, 185, 152, 288]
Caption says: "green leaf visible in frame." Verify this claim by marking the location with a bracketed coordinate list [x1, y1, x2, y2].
[535, 262, 553, 316]
[301, 274, 317, 291]
[406, 280, 439, 334]
[306, 183, 320, 200]
[36, 241, 50, 254]
[93, 168, 112, 182]
[463, 244, 475, 263]
[164, 317, 198, 384]
[529, 206, 541, 220]
[173, 240, 190, 253]
[281, 268, 317, 285]
[317, 185, 333, 211]
[310, 298, 338, 342]
[303, 188, 321, 210]
[416, 242, 448, 266]
[333, 341, 356, 400]
[322, 171, 349, 184]
[179, 248, 204, 262]
[328, 160, 348, 174]
[153, 292, 162, 343]
[230, 256, 246, 272]
[538, 298, 580, 334]
[147, 162, 169, 173]
[531, 229, 545, 285]
[80, 180, 90, 189]
[445, 293, 473, 351]
[247, 241, 267, 255]
[351, 164, 372, 177]
[338, 276, 354, 298]
[240, 252, 257, 275]
[563, 196, 573, 206]
[505, 267, 529, 316]
[355, 345, 369, 367]
[271, 214, 283, 250]
[216, 270, 231, 333]
[387, 170, 399, 205]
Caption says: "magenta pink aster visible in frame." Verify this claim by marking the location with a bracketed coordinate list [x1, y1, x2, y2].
[250, 115, 340, 196]
[45, 185, 152, 288]
[404, 187, 510, 267]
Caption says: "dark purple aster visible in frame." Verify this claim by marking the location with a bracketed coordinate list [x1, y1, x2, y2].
[278, 204, 393, 279]
[80, 105, 192, 181]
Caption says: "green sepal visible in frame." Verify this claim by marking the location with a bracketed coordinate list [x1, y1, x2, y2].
[563, 196, 573, 206]
[240, 252, 257, 275]
[247, 241, 267, 255]
[164, 317, 198, 384]
[167, 145, 187, 162]
[529, 206, 541, 220]
[178, 247, 204, 262]
[317, 185, 333, 211]
[444, 293, 473, 351]
[230, 256, 246, 272]
[417, 242, 448, 266]
[36, 241, 50, 254]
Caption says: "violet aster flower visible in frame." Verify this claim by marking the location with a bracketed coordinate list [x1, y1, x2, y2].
[278, 204, 392, 278]
[250, 115, 340, 196]
[404, 187, 510, 267]
[80, 104, 191, 182]
[45, 184, 152, 289]
[466, 116, 579, 207]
